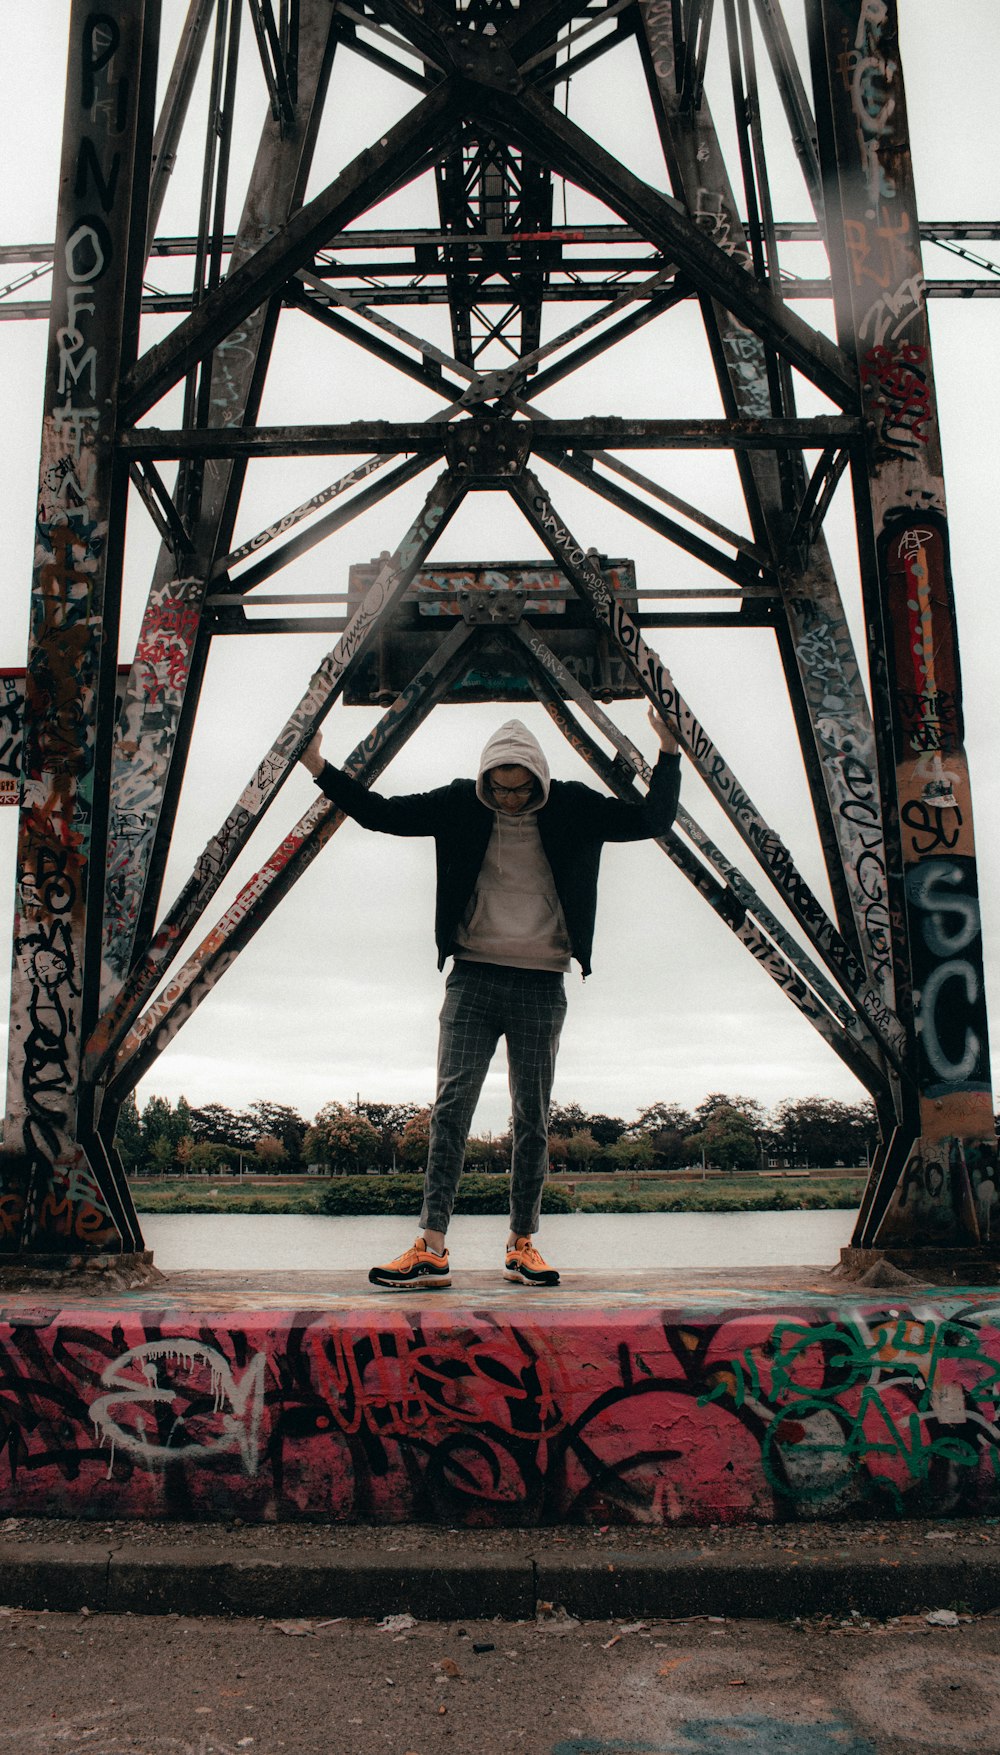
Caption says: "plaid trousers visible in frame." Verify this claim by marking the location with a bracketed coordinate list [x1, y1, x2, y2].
[419, 961, 568, 1238]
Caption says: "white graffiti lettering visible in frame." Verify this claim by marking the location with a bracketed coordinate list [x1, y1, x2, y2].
[91, 1342, 266, 1474]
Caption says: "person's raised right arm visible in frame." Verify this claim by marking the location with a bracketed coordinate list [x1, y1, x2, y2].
[300, 731, 446, 836]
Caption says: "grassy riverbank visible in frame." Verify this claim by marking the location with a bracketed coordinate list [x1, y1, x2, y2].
[130, 1170, 865, 1216]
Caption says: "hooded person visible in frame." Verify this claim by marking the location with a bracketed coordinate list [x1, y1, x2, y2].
[302, 707, 680, 1289]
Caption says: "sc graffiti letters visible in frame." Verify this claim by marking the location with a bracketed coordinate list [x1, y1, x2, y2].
[841, 0, 898, 203]
[906, 856, 987, 1092]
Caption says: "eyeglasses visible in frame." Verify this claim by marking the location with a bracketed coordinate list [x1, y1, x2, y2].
[490, 780, 534, 800]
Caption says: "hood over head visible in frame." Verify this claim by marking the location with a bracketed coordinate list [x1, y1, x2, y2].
[476, 718, 550, 810]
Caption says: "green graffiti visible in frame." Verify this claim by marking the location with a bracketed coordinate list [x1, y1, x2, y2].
[697, 1307, 1000, 1507]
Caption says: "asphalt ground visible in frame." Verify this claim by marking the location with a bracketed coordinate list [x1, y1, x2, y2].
[0, 1588, 996, 1755]
[0, 1518, 998, 1752]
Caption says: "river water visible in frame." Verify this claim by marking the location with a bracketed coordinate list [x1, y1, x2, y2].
[143, 1208, 857, 1273]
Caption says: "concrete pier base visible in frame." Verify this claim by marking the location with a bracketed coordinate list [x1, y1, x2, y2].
[838, 1246, 1000, 1285]
[2, 1266, 999, 1527]
[0, 1252, 162, 1293]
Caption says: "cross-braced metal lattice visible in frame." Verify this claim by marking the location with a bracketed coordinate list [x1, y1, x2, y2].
[2, 0, 996, 1267]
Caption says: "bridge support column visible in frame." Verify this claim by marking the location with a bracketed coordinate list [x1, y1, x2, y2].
[809, 0, 997, 1253]
[1, 2, 160, 1260]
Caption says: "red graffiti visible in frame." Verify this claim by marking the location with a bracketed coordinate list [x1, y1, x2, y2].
[883, 516, 960, 756]
[861, 341, 931, 453]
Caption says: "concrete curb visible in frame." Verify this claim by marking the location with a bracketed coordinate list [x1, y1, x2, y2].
[1, 1539, 997, 1621]
[536, 1549, 1000, 1620]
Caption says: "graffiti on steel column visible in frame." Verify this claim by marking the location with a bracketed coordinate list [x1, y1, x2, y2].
[881, 512, 960, 759]
[861, 341, 931, 457]
[905, 857, 989, 1097]
[112, 630, 476, 1085]
[639, 0, 892, 1002]
[1, 1299, 999, 1523]
[4, 9, 138, 1247]
[102, 576, 204, 990]
[789, 598, 891, 991]
[222, 454, 392, 572]
[0, 674, 22, 805]
[90, 476, 460, 1067]
[527, 630, 881, 1081]
[841, 1, 925, 349]
[521, 483, 908, 1057]
[103, 8, 346, 1001]
[638, 0, 764, 422]
[113, 796, 337, 1079]
[205, 484, 454, 839]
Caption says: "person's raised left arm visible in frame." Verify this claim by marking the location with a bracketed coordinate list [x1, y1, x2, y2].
[572, 706, 681, 843]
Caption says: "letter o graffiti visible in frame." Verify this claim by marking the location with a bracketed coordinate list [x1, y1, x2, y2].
[65, 217, 111, 284]
[922, 960, 981, 1084]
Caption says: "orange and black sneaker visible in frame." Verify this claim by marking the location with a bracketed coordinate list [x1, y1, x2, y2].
[368, 1237, 451, 1291]
[504, 1236, 560, 1287]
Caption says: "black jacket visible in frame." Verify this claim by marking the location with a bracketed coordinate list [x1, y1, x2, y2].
[314, 752, 681, 977]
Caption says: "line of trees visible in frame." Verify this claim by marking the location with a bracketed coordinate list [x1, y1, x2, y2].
[115, 1096, 312, 1176]
[117, 1090, 882, 1178]
[546, 1094, 878, 1173]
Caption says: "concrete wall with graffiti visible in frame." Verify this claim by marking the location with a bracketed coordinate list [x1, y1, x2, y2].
[2, 1295, 999, 1525]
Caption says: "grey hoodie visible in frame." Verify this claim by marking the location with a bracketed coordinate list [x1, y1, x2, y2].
[453, 719, 571, 972]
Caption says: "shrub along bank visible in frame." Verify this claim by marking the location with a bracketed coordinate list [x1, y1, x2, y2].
[130, 1173, 864, 1215]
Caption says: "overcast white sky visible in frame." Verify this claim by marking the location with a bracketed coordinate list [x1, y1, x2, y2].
[1, 3, 998, 1134]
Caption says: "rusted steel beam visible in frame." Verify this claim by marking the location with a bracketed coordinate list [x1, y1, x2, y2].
[2, 1, 160, 1256]
[514, 625, 888, 1098]
[521, 278, 690, 401]
[247, 0, 297, 132]
[5, 216, 992, 268]
[509, 468, 906, 1066]
[580, 451, 769, 566]
[509, 0, 608, 61]
[508, 621, 887, 1072]
[288, 283, 468, 400]
[87, 468, 467, 1078]
[145, 0, 216, 259]
[809, 0, 995, 1250]
[350, 0, 452, 73]
[122, 81, 464, 422]
[753, 0, 824, 215]
[465, 77, 858, 409]
[120, 414, 862, 457]
[636, 0, 892, 1011]
[8, 277, 992, 324]
[102, 0, 342, 1005]
[537, 446, 768, 590]
[106, 620, 479, 1097]
[214, 455, 432, 592]
[330, 15, 432, 93]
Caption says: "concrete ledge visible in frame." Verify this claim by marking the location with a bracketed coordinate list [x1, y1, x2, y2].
[2, 1273, 1000, 1526]
[0, 1535, 997, 1621]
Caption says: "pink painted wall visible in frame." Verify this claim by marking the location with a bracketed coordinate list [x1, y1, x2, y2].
[1, 1296, 998, 1523]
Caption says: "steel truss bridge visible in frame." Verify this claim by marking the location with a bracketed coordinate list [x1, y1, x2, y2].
[1, 0, 996, 1268]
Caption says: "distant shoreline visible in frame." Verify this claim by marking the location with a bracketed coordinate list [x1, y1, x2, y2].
[130, 1169, 865, 1217]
